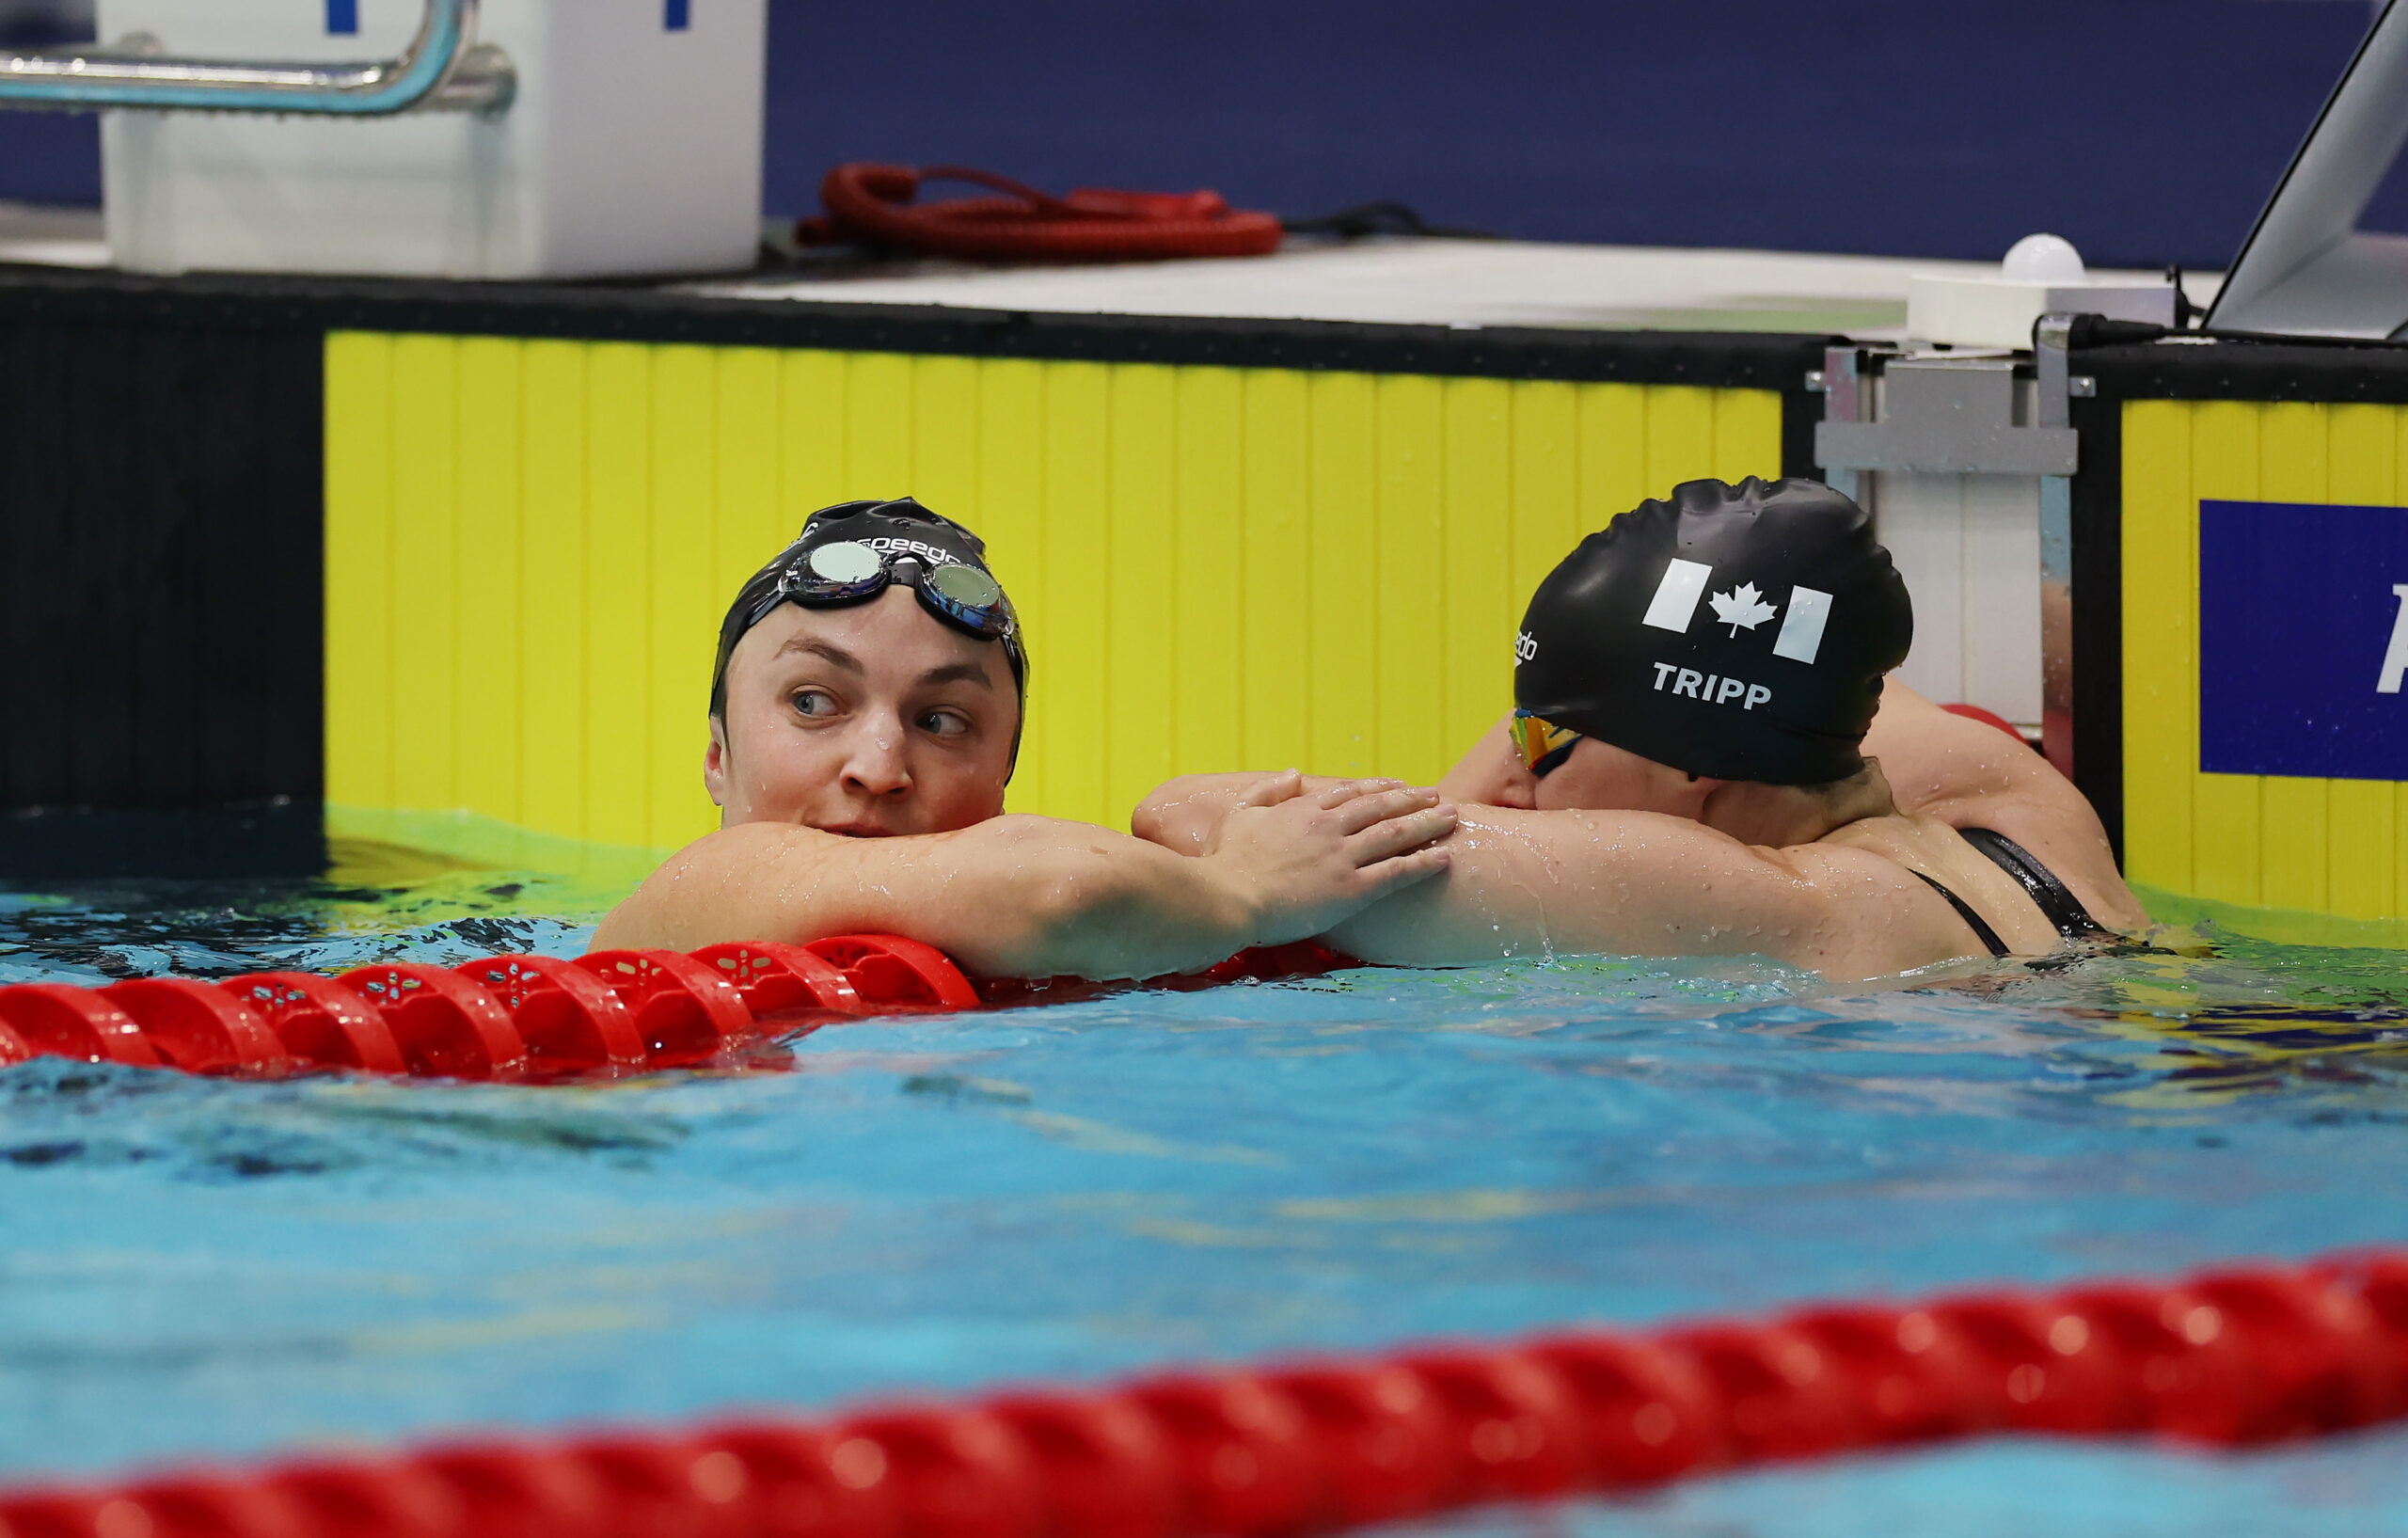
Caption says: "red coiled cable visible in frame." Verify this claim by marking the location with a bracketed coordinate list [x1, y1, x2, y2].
[804, 164, 1284, 263]
[5, 1249, 2406, 1538]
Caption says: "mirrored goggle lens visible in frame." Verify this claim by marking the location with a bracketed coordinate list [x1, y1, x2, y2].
[926, 562, 1004, 612]
[804, 541, 885, 585]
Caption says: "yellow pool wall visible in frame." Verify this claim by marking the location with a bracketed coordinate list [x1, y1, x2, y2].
[2121, 396, 2408, 925]
[324, 331, 1782, 853]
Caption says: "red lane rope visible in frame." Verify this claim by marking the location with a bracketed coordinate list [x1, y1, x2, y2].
[0, 935, 1360, 1085]
[0, 934, 976, 1085]
[804, 163, 1285, 262]
[3, 1248, 2404, 1538]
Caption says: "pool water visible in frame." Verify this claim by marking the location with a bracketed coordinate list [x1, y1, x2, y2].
[4, 836, 2408, 1536]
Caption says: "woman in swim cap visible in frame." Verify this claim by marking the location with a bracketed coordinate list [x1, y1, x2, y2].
[596, 498, 1461, 977]
[1137, 478, 2147, 978]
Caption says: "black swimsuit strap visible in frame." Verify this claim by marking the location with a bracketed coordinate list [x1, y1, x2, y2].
[1958, 828, 2107, 941]
[1910, 870, 2011, 958]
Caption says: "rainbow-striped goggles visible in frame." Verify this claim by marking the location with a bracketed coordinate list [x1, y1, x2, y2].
[1509, 708, 1583, 776]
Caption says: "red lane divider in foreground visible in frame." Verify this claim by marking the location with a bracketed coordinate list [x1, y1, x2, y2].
[4, 1249, 2406, 1538]
[0, 935, 976, 1085]
[0, 985, 163, 1067]
[223, 972, 410, 1075]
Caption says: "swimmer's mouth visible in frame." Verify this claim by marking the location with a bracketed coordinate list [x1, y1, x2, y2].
[817, 820, 899, 838]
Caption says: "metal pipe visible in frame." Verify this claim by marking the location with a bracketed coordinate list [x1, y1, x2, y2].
[0, 0, 513, 116]
[2034, 313, 2078, 784]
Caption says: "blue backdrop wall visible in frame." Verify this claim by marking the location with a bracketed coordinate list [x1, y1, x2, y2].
[0, 0, 2388, 270]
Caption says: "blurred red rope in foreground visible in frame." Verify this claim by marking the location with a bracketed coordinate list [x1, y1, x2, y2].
[0, 937, 1353, 1086]
[3, 1249, 2405, 1538]
[0, 934, 979, 1084]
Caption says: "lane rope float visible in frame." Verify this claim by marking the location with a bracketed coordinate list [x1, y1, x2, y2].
[0, 933, 1362, 1085]
[0, 934, 978, 1085]
[2, 1248, 2405, 1537]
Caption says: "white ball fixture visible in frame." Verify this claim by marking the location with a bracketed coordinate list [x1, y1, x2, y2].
[1907, 231, 2171, 347]
[2001, 233, 2086, 283]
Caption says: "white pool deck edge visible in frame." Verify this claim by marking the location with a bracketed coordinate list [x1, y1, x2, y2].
[0, 201, 2218, 341]
[686, 236, 2221, 341]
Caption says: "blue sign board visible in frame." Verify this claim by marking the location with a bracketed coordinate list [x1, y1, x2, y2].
[2200, 499, 2408, 780]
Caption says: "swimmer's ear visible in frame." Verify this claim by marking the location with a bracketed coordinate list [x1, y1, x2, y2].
[705, 716, 732, 810]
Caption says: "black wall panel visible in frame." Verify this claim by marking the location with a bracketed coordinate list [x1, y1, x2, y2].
[0, 309, 323, 812]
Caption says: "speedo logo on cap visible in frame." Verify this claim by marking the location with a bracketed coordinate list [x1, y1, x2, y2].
[860, 535, 963, 567]
[1640, 558, 1834, 665]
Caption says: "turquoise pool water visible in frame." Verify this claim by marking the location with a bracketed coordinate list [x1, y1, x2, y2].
[3, 839, 2408, 1535]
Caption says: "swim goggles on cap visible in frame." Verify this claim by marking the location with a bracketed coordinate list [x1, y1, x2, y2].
[1509, 708, 1583, 777]
[768, 540, 1018, 642]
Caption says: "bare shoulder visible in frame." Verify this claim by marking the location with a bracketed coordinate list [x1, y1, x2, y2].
[1862, 680, 2147, 928]
[1774, 833, 2021, 975]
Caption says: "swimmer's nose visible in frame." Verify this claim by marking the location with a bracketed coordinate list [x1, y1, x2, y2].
[839, 721, 913, 799]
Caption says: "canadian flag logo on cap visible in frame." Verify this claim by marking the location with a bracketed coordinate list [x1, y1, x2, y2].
[1640, 559, 1833, 664]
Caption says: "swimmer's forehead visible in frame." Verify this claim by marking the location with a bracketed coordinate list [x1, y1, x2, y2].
[729, 592, 1012, 691]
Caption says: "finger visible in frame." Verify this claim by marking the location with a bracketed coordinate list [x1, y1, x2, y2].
[1354, 844, 1454, 895]
[1313, 777, 1411, 810]
[1346, 805, 1459, 864]
[1330, 785, 1442, 835]
[1234, 769, 1306, 810]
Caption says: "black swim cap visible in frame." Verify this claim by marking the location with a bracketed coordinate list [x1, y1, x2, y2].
[709, 497, 1028, 722]
[1513, 477, 1910, 785]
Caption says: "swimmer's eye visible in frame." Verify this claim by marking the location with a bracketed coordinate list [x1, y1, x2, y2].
[791, 690, 840, 719]
[916, 708, 972, 738]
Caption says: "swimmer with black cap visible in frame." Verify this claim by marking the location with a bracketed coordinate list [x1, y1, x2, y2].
[1137, 477, 2146, 978]
[595, 498, 1460, 977]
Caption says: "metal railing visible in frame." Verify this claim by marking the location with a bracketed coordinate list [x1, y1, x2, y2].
[0, 0, 513, 116]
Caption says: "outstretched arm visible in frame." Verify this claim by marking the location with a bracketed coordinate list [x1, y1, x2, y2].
[1322, 806, 1984, 980]
[595, 776, 1457, 980]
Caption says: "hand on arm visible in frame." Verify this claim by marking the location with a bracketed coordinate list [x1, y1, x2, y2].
[1196, 772, 1458, 948]
[594, 776, 1457, 981]
[1132, 769, 1396, 853]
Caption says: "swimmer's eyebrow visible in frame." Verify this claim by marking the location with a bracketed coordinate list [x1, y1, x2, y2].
[919, 662, 995, 691]
[775, 640, 991, 691]
[775, 639, 864, 672]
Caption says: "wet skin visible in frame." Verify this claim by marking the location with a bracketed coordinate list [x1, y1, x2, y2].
[1133, 680, 2148, 980]
[594, 588, 1461, 978]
